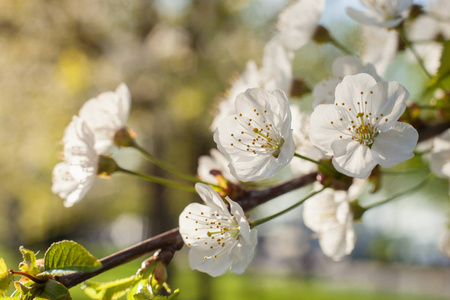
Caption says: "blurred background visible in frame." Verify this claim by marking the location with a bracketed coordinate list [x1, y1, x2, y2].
[0, 0, 449, 299]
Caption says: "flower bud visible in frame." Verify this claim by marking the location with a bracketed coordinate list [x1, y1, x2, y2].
[97, 155, 119, 177]
[113, 127, 136, 148]
[312, 25, 332, 44]
[152, 261, 168, 285]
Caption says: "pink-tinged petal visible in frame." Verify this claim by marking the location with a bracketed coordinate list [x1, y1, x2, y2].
[334, 73, 377, 114]
[369, 81, 408, 131]
[371, 122, 418, 167]
[309, 104, 346, 155]
[331, 139, 377, 179]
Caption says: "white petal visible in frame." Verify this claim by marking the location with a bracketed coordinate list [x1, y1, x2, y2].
[312, 78, 340, 108]
[229, 229, 258, 274]
[346, 7, 404, 28]
[334, 73, 377, 113]
[371, 122, 418, 167]
[309, 104, 345, 155]
[188, 246, 234, 277]
[195, 183, 230, 215]
[261, 38, 293, 93]
[369, 81, 408, 132]
[361, 26, 398, 76]
[277, 0, 324, 51]
[331, 139, 377, 179]
[115, 83, 131, 125]
[79, 84, 131, 154]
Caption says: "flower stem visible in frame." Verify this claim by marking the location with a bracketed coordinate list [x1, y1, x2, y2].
[363, 173, 434, 211]
[131, 142, 222, 190]
[250, 186, 327, 228]
[294, 153, 321, 165]
[398, 26, 432, 79]
[117, 167, 196, 193]
[329, 35, 354, 56]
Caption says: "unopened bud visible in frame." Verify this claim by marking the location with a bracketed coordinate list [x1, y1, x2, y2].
[153, 261, 168, 285]
[313, 25, 332, 44]
[408, 5, 424, 20]
[97, 155, 119, 177]
[290, 78, 310, 98]
[113, 127, 136, 148]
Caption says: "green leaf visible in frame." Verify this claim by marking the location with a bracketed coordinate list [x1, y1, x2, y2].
[0, 258, 13, 296]
[127, 279, 150, 300]
[44, 241, 101, 273]
[35, 279, 71, 300]
[19, 247, 43, 276]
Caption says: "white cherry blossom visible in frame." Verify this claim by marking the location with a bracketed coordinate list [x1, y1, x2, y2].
[303, 186, 355, 261]
[52, 116, 98, 207]
[312, 56, 380, 108]
[276, 0, 325, 51]
[214, 88, 295, 182]
[346, 0, 413, 28]
[79, 83, 131, 154]
[179, 183, 257, 277]
[360, 26, 398, 76]
[309, 73, 418, 179]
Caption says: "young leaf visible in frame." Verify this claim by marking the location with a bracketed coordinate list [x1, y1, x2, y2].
[0, 258, 13, 296]
[44, 241, 101, 273]
[19, 247, 43, 276]
[35, 279, 71, 300]
[132, 282, 152, 300]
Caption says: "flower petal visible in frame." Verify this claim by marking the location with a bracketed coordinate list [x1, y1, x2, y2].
[369, 81, 408, 132]
[312, 78, 340, 108]
[334, 73, 377, 113]
[331, 139, 377, 179]
[309, 104, 345, 155]
[371, 122, 418, 167]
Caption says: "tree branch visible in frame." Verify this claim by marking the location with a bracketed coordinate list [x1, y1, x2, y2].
[55, 172, 318, 289]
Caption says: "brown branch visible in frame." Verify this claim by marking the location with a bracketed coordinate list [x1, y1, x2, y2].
[55, 172, 318, 289]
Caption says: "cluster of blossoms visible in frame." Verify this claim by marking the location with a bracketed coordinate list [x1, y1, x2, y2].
[180, 0, 450, 276]
[51, 0, 449, 280]
[52, 84, 131, 207]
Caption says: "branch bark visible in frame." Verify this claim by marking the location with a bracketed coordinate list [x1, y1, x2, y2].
[55, 172, 318, 288]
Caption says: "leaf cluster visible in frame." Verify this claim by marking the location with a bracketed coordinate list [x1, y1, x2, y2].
[1, 240, 102, 299]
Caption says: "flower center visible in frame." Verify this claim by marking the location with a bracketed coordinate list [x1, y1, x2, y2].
[333, 91, 387, 148]
[230, 108, 284, 158]
[353, 112, 379, 147]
